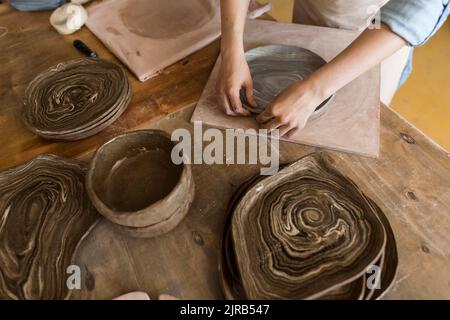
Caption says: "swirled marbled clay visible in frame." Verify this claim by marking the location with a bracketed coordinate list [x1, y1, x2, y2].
[231, 153, 390, 300]
[0, 154, 99, 300]
[221, 155, 398, 300]
[23, 58, 131, 141]
[243, 45, 333, 115]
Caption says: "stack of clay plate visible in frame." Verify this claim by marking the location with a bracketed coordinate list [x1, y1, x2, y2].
[0, 154, 99, 300]
[22, 58, 131, 141]
[219, 153, 398, 300]
[86, 130, 195, 238]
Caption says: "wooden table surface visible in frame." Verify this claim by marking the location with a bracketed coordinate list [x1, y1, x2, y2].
[0, 3, 219, 171]
[1, 3, 450, 300]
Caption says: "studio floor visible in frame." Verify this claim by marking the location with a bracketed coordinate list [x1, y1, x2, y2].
[263, 0, 450, 151]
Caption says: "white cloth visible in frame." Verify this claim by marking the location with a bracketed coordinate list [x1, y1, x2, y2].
[50, 3, 87, 35]
[293, 0, 410, 105]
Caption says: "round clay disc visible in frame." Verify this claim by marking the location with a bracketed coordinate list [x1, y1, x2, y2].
[242, 44, 333, 115]
[23, 58, 131, 141]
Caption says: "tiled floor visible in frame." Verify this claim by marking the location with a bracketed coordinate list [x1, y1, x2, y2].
[261, 0, 450, 151]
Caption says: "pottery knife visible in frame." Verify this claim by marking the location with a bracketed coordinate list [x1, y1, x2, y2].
[73, 40, 98, 58]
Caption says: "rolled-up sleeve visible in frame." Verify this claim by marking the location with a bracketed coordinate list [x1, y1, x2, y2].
[381, 0, 450, 46]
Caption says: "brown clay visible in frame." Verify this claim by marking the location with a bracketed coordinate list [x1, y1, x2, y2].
[86, 130, 194, 238]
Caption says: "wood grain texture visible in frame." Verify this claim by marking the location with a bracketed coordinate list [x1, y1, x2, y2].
[0, 154, 99, 300]
[65, 104, 450, 300]
[191, 19, 381, 158]
[23, 58, 131, 141]
[0, 4, 223, 172]
[243, 44, 333, 114]
[1, 5, 449, 300]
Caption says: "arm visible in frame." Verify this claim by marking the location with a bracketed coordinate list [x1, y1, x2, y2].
[260, 0, 449, 137]
[217, 0, 255, 116]
[382, 0, 449, 47]
[258, 24, 407, 137]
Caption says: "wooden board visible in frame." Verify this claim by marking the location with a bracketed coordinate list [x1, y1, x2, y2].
[0, 3, 221, 172]
[191, 19, 381, 158]
[68, 106, 450, 300]
[86, 0, 270, 82]
[86, 0, 222, 82]
[1, 4, 450, 300]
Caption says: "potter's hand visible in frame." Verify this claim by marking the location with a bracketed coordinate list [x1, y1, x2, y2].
[217, 51, 255, 116]
[256, 80, 327, 138]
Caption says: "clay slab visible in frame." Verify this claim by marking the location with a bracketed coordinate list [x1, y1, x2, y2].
[191, 19, 381, 158]
[86, 0, 271, 82]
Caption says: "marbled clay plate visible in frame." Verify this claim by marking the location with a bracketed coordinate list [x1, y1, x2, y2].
[229, 153, 397, 300]
[22, 58, 131, 141]
[0, 154, 99, 300]
[241, 44, 334, 116]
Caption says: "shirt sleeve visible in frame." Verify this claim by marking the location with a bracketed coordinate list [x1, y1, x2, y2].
[381, 0, 450, 46]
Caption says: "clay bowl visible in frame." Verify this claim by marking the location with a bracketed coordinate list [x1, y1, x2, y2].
[86, 130, 194, 238]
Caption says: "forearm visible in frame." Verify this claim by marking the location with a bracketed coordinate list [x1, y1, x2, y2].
[308, 23, 407, 99]
[220, 0, 251, 56]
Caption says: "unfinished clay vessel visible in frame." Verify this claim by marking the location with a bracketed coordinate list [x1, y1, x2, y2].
[86, 130, 194, 238]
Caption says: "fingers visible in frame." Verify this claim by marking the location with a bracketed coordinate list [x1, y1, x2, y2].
[279, 124, 296, 137]
[285, 128, 300, 139]
[283, 118, 309, 138]
[261, 120, 298, 138]
[256, 105, 276, 124]
[257, 104, 299, 137]
[228, 87, 250, 116]
[260, 118, 283, 131]
[244, 81, 257, 108]
[221, 94, 237, 116]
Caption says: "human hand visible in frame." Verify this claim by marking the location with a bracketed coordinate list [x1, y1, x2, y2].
[217, 50, 256, 116]
[256, 79, 328, 138]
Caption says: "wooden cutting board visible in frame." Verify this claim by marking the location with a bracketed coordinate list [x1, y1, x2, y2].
[191, 19, 381, 158]
[86, 0, 271, 82]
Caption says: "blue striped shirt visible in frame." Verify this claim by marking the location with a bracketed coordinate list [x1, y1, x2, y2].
[381, 0, 449, 84]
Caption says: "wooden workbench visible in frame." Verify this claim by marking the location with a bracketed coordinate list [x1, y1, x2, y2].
[1, 4, 450, 300]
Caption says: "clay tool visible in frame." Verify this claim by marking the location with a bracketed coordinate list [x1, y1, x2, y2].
[73, 39, 98, 58]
